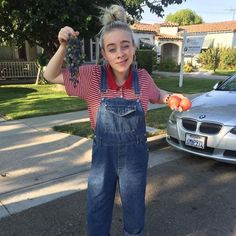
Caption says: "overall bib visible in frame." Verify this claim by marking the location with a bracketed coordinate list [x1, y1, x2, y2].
[87, 65, 148, 236]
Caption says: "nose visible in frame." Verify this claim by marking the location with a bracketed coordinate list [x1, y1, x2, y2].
[117, 47, 125, 59]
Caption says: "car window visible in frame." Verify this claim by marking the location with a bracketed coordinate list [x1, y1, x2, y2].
[216, 74, 236, 91]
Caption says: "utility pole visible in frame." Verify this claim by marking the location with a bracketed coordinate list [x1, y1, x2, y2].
[225, 8, 236, 20]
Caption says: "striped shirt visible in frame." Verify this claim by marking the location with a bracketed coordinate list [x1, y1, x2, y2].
[63, 64, 160, 129]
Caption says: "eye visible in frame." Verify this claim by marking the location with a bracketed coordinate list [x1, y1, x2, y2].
[108, 48, 116, 53]
[122, 44, 130, 49]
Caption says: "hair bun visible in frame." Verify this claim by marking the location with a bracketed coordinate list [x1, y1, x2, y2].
[100, 5, 127, 26]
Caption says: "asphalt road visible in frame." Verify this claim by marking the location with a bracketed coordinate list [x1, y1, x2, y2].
[0, 146, 235, 236]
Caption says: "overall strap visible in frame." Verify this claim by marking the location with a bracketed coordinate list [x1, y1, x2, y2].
[100, 64, 107, 92]
[132, 64, 140, 96]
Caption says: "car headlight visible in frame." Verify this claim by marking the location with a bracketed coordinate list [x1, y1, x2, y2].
[169, 111, 177, 125]
[230, 127, 236, 135]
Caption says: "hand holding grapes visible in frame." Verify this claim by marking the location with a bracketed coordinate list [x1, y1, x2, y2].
[58, 26, 79, 47]
[58, 27, 84, 88]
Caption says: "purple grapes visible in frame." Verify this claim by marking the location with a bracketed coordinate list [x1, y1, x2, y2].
[65, 35, 84, 88]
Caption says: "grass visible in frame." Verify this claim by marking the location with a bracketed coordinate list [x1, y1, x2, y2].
[0, 84, 87, 120]
[54, 121, 94, 139]
[0, 75, 220, 120]
[152, 74, 221, 94]
[53, 107, 172, 139]
[213, 69, 236, 76]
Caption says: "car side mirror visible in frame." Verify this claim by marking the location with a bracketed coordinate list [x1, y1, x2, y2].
[213, 81, 222, 90]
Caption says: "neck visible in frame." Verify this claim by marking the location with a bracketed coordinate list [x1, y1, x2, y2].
[112, 69, 130, 84]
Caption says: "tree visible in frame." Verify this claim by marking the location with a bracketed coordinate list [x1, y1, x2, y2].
[0, 0, 186, 57]
[165, 9, 203, 25]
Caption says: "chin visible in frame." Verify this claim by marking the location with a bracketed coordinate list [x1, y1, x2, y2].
[114, 63, 132, 73]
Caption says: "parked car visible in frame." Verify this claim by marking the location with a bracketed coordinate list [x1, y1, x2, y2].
[166, 73, 236, 164]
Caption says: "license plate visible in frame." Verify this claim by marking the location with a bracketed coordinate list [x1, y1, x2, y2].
[185, 133, 206, 149]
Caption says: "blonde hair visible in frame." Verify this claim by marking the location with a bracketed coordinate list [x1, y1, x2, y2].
[99, 4, 135, 49]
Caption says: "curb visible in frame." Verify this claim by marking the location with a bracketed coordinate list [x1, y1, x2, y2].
[147, 133, 168, 151]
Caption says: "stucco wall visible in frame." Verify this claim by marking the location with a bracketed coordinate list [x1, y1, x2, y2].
[187, 31, 235, 49]
[160, 27, 178, 36]
[207, 32, 234, 48]
[232, 32, 236, 48]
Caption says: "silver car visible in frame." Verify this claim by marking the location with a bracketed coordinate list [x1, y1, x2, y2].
[166, 73, 236, 164]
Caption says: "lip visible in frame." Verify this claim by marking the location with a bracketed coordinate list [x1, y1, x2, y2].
[116, 59, 128, 65]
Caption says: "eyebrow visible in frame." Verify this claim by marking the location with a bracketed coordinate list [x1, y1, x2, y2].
[106, 40, 131, 48]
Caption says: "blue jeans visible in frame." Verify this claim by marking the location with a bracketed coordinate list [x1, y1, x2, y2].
[87, 97, 148, 236]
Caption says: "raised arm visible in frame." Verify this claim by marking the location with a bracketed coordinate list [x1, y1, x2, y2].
[43, 26, 79, 84]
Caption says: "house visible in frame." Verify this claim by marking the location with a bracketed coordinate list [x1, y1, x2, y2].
[131, 20, 236, 65]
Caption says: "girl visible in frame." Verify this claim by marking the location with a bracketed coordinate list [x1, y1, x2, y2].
[44, 4, 185, 236]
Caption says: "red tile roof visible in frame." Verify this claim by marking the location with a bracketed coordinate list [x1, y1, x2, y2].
[131, 22, 158, 33]
[182, 21, 236, 33]
[160, 22, 179, 27]
[132, 21, 236, 34]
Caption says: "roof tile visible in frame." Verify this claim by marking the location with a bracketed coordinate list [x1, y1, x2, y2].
[182, 21, 236, 33]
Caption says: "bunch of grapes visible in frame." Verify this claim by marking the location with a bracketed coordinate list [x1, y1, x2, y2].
[65, 35, 84, 88]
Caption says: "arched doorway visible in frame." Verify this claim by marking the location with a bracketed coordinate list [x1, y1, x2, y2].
[161, 43, 179, 63]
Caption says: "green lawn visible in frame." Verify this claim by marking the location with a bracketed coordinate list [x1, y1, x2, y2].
[0, 84, 87, 120]
[152, 75, 221, 94]
[0, 75, 220, 120]
[213, 69, 236, 76]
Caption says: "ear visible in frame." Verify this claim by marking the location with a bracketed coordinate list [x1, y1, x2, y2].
[101, 49, 107, 60]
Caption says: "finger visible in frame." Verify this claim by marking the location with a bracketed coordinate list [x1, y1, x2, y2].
[171, 105, 177, 110]
[61, 26, 77, 39]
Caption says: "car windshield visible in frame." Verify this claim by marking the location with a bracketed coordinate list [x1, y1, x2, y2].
[216, 74, 236, 91]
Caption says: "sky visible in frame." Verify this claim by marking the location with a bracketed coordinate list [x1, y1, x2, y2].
[141, 0, 236, 24]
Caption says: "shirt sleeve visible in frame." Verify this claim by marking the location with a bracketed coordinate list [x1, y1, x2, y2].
[63, 64, 96, 100]
[143, 69, 161, 103]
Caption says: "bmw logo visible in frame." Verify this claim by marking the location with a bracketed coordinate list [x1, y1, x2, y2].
[199, 114, 206, 119]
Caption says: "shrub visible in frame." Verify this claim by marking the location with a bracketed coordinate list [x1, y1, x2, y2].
[136, 49, 154, 74]
[197, 47, 221, 71]
[219, 47, 236, 70]
[183, 61, 193, 72]
[158, 57, 180, 72]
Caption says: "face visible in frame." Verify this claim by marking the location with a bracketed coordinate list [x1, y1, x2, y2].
[101, 29, 136, 77]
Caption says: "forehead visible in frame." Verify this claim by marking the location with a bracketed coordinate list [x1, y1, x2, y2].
[103, 29, 133, 47]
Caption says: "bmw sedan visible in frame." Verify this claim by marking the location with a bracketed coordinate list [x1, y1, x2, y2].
[166, 73, 236, 164]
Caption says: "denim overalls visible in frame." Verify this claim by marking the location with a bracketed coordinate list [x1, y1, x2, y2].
[87, 65, 148, 236]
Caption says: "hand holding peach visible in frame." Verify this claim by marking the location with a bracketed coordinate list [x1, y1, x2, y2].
[167, 95, 192, 111]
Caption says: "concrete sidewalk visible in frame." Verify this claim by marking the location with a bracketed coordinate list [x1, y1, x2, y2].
[0, 103, 171, 220]
[153, 70, 228, 80]
[0, 113, 93, 219]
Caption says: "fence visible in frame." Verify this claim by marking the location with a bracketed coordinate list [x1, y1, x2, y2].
[0, 61, 38, 83]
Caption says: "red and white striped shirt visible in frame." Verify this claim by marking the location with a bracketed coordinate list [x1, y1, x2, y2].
[63, 64, 160, 129]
